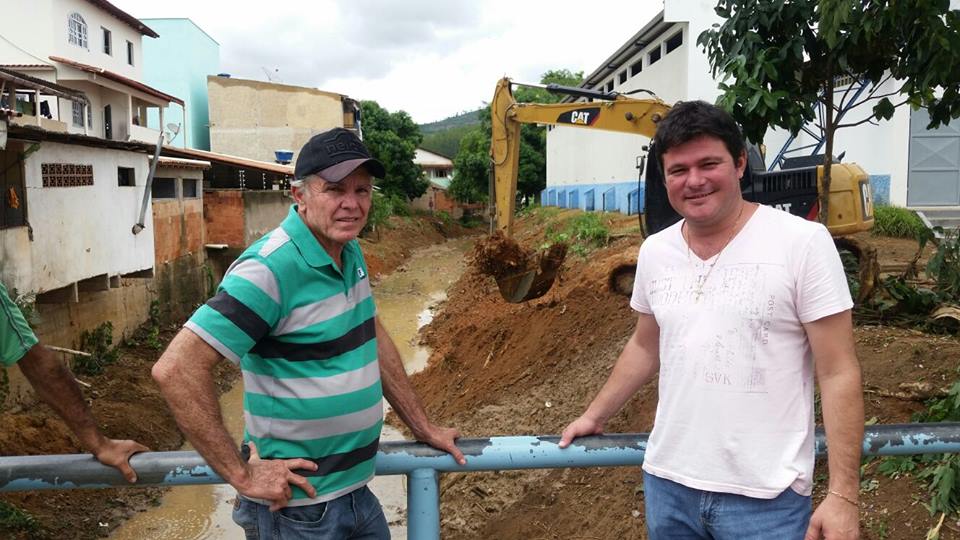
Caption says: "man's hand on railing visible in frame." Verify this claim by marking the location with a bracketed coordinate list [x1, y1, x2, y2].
[558, 415, 605, 448]
[91, 438, 150, 483]
[236, 441, 318, 511]
[415, 423, 467, 465]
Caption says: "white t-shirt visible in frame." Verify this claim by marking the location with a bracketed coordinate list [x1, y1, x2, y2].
[630, 204, 853, 498]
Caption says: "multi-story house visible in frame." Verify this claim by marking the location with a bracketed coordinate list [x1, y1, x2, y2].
[0, 0, 182, 347]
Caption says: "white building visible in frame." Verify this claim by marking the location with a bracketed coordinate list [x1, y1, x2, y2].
[546, 0, 960, 214]
[0, 0, 181, 145]
[0, 0, 178, 303]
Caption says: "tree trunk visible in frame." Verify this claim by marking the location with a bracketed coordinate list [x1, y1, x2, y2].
[820, 77, 835, 225]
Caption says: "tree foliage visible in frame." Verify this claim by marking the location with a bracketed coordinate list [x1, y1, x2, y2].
[450, 69, 585, 204]
[699, 0, 960, 221]
[359, 100, 428, 200]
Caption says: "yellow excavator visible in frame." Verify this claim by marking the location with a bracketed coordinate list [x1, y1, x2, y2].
[488, 76, 877, 303]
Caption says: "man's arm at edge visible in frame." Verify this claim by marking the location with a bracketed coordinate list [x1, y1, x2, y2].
[559, 312, 660, 447]
[375, 316, 466, 465]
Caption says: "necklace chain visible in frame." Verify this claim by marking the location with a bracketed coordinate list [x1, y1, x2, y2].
[685, 203, 746, 303]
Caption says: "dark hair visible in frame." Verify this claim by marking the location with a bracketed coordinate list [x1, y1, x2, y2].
[652, 100, 745, 172]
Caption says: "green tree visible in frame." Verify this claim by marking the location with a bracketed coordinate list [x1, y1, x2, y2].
[450, 69, 585, 204]
[359, 100, 428, 200]
[699, 0, 960, 222]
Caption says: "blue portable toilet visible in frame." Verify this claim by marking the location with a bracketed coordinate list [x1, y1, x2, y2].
[548, 189, 557, 206]
[584, 189, 595, 211]
[569, 189, 579, 210]
[558, 189, 567, 208]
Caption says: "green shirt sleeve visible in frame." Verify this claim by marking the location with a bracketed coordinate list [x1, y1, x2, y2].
[0, 282, 39, 366]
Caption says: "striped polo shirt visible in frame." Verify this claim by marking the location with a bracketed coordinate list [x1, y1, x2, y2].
[186, 205, 382, 506]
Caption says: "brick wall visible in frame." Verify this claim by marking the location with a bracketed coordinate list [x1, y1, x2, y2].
[203, 190, 245, 247]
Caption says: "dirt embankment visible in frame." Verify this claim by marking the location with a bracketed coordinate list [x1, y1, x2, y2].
[408, 210, 960, 540]
[0, 213, 474, 540]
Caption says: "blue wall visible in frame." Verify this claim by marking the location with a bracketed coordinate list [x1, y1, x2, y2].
[544, 176, 891, 215]
[542, 181, 645, 215]
[140, 19, 219, 150]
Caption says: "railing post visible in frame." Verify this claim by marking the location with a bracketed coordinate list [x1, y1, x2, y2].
[407, 468, 440, 540]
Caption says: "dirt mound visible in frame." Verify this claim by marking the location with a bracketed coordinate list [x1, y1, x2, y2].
[408, 213, 960, 539]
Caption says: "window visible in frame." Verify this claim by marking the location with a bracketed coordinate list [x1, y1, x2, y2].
[649, 47, 662, 65]
[665, 31, 683, 54]
[151, 178, 176, 199]
[434, 169, 448, 179]
[72, 101, 85, 127]
[68, 13, 88, 48]
[126, 41, 134, 65]
[42, 163, 94, 187]
[87, 103, 92, 128]
[605, 81, 614, 93]
[102, 27, 112, 55]
[619, 70, 627, 84]
[630, 60, 643, 77]
[182, 179, 199, 198]
[117, 167, 135, 187]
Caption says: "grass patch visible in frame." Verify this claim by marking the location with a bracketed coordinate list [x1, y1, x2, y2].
[872, 205, 927, 238]
[543, 212, 611, 257]
[0, 500, 38, 534]
[76, 322, 119, 376]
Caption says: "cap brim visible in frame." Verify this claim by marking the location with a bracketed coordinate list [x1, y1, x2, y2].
[318, 158, 386, 182]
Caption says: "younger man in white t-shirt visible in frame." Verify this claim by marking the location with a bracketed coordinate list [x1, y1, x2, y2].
[560, 101, 863, 540]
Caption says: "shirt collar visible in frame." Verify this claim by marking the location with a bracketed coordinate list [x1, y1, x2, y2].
[282, 205, 335, 268]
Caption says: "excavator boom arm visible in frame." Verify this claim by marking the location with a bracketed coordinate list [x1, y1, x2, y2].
[490, 77, 671, 235]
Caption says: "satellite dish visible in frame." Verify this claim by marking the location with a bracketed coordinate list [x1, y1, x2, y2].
[163, 123, 182, 144]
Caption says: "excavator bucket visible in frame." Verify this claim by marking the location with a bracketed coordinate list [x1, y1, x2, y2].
[474, 233, 568, 303]
[494, 243, 568, 303]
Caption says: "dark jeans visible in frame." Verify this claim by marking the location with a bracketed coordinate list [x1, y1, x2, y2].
[232, 485, 390, 539]
[643, 471, 812, 540]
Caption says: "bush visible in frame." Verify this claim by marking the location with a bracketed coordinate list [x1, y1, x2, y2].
[872, 205, 927, 238]
[76, 322, 119, 376]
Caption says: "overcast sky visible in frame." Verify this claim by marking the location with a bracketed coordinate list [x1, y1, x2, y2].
[113, 0, 663, 124]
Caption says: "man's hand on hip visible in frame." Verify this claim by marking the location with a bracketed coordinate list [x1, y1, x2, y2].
[805, 494, 859, 540]
[237, 441, 319, 511]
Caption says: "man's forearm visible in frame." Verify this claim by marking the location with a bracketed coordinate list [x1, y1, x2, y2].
[375, 318, 432, 436]
[584, 336, 658, 425]
[18, 345, 106, 453]
[152, 332, 249, 489]
[819, 366, 864, 498]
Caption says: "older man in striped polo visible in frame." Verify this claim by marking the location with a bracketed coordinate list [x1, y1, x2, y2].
[153, 128, 464, 539]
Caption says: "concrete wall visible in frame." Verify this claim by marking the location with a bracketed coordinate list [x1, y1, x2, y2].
[242, 190, 291, 245]
[207, 76, 345, 163]
[2, 142, 154, 295]
[141, 18, 219, 150]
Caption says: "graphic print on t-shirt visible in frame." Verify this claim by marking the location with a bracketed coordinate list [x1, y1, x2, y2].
[651, 261, 779, 395]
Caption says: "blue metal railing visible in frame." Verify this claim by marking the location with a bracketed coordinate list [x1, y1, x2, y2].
[2, 424, 960, 539]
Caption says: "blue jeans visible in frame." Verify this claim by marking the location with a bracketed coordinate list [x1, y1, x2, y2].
[643, 471, 811, 540]
[232, 485, 390, 539]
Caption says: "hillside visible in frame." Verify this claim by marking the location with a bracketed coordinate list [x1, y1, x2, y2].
[419, 109, 483, 158]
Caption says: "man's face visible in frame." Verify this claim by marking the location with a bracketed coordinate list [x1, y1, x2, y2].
[292, 168, 373, 255]
[662, 135, 746, 230]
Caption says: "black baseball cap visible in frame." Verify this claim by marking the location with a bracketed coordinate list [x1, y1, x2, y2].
[294, 128, 386, 182]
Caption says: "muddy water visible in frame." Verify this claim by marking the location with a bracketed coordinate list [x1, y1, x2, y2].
[111, 237, 473, 539]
